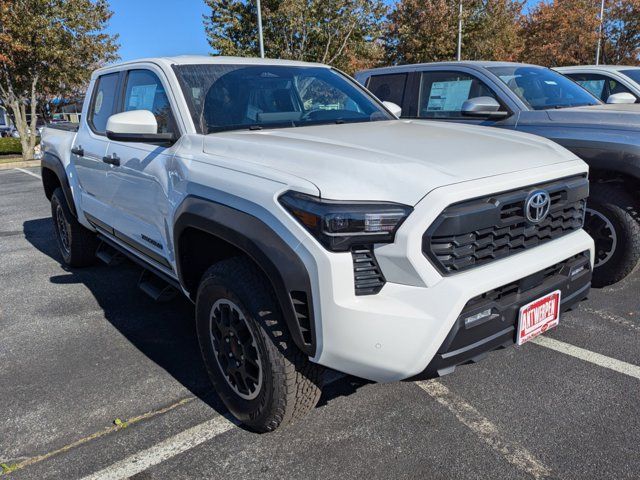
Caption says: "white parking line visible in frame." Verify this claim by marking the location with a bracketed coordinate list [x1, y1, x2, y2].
[81, 415, 237, 480]
[531, 335, 640, 380]
[71, 338, 640, 480]
[14, 167, 41, 179]
[81, 373, 346, 479]
[417, 381, 552, 480]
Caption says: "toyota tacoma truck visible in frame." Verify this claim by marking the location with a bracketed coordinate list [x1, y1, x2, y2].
[356, 61, 640, 287]
[41, 56, 593, 432]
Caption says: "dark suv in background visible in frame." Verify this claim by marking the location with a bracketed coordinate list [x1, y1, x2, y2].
[356, 61, 640, 287]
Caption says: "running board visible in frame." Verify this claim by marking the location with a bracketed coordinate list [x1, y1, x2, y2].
[138, 269, 178, 303]
[96, 241, 125, 266]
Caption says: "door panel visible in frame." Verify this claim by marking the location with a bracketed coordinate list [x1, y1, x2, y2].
[72, 72, 120, 225]
[105, 68, 179, 269]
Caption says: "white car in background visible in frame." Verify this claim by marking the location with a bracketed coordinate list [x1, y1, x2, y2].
[556, 65, 640, 104]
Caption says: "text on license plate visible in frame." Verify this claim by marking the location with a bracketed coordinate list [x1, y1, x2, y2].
[517, 290, 561, 345]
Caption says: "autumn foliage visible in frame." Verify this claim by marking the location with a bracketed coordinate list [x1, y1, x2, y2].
[386, 0, 640, 68]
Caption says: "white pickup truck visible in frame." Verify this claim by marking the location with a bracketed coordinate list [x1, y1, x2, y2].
[41, 56, 594, 432]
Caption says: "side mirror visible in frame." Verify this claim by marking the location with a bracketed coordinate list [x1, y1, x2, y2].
[461, 96, 509, 118]
[382, 101, 402, 117]
[606, 92, 637, 104]
[106, 110, 176, 145]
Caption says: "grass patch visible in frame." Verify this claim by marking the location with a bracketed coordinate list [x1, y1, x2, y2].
[0, 138, 22, 155]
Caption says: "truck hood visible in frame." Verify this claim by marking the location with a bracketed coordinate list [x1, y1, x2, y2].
[522, 104, 640, 132]
[203, 120, 578, 206]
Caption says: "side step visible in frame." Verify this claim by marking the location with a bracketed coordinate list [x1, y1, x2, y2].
[96, 241, 125, 266]
[138, 269, 178, 303]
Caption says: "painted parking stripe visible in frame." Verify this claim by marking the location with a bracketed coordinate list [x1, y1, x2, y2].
[531, 336, 640, 380]
[81, 415, 237, 480]
[14, 167, 41, 179]
[417, 381, 553, 480]
[80, 372, 345, 479]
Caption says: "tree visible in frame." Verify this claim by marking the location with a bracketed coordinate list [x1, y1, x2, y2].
[386, 0, 459, 64]
[0, 0, 118, 161]
[520, 0, 601, 67]
[203, 0, 387, 73]
[385, 0, 524, 65]
[464, 0, 524, 61]
[602, 0, 640, 64]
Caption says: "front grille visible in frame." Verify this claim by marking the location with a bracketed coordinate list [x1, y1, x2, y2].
[423, 175, 589, 274]
[352, 247, 386, 295]
[464, 251, 591, 312]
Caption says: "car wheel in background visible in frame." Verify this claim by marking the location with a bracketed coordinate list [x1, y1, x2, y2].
[585, 183, 640, 287]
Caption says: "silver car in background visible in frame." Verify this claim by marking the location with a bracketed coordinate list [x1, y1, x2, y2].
[556, 65, 640, 104]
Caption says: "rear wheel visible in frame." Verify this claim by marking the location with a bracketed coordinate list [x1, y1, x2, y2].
[585, 183, 640, 287]
[196, 257, 323, 432]
[51, 188, 98, 267]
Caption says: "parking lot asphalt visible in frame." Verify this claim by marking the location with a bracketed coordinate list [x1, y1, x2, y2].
[1, 166, 639, 480]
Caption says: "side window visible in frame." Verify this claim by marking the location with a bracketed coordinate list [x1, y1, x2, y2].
[567, 73, 608, 101]
[89, 73, 119, 134]
[123, 70, 177, 134]
[568, 73, 634, 102]
[418, 71, 501, 119]
[366, 73, 407, 107]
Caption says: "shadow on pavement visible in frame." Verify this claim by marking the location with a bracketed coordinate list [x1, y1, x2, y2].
[23, 217, 364, 426]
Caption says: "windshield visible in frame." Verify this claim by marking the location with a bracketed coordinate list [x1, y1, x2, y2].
[173, 64, 393, 133]
[488, 66, 600, 110]
[620, 68, 640, 85]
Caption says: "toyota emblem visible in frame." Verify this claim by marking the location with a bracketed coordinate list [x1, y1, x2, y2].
[525, 190, 551, 224]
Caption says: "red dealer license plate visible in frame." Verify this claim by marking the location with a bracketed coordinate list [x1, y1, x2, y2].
[517, 290, 561, 346]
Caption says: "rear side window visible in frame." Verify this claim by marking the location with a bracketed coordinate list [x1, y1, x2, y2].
[123, 70, 177, 134]
[366, 73, 407, 107]
[89, 73, 119, 134]
[419, 71, 501, 119]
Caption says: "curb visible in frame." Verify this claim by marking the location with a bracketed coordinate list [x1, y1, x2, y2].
[0, 159, 41, 170]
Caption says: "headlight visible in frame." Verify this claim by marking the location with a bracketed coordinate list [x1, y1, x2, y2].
[279, 191, 412, 252]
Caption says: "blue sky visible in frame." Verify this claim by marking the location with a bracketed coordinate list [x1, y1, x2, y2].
[106, 0, 211, 61]
[106, 0, 543, 62]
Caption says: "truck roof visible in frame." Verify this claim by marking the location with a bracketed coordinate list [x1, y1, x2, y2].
[357, 60, 543, 77]
[94, 55, 329, 75]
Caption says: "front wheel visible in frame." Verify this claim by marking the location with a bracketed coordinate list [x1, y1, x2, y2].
[584, 183, 640, 287]
[196, 257, 323, 432]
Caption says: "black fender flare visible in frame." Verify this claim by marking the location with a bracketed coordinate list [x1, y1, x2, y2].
[173, 195, 316, 357]
[41, 152, 77, 217]
[552, 138, 640, 182]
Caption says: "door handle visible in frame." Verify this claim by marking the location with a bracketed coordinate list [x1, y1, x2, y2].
[71, 146, 84, 156]
[102, 153, 120, 166]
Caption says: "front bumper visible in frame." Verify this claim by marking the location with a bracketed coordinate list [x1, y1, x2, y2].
[308, 229, 594, 382]
[412, 250, 591, 380]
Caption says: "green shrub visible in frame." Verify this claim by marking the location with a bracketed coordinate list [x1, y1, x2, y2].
[0, 138, 22, 155]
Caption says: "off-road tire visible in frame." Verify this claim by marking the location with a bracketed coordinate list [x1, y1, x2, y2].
[51, 188, 99, 267]
[196, 257, 323, 432]
[586, 183, 640, 287]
